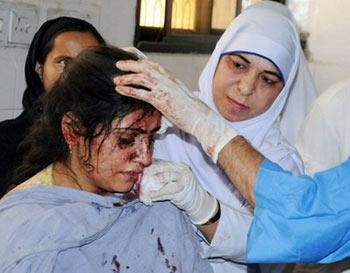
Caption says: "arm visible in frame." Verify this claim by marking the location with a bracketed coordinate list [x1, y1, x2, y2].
[115, 59, 350, 263]
[219, 138, 350, 263]
[114, 60, 261, 206]
[140, 159, 220, 241]
[247, 159, 350, 263]
[114, 59, 238, 163]
[217, 136, 264, 206]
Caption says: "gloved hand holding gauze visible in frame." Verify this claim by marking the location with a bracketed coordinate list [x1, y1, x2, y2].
[139, 159, 219, 225]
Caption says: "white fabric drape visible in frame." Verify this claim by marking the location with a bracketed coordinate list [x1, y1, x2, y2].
[297, 79, 350, 175]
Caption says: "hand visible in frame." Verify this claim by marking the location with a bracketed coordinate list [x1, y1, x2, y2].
[122, 47, 147, 59]
[114, 59, 238, 162]
[140, 159, 219, 225]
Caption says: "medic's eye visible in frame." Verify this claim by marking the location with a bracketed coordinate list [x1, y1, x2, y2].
[232, 60, 246, 70]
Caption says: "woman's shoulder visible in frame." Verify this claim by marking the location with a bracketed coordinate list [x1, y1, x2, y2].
[6, 165, 54, 197]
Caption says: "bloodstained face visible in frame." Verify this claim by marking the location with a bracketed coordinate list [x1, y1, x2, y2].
[74, 109, 161, 195]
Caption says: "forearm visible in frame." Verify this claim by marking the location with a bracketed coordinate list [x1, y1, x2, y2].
[217, 136, 264, 206]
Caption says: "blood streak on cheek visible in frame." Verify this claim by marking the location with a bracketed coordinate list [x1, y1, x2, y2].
[127, 151, 138, 161]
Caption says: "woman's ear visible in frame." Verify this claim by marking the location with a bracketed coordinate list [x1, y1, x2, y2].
[61, 113, 79, 146]
[35, 62, 43, 80]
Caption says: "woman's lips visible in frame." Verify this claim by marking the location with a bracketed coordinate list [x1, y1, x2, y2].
[227, 97, 248, 111]
[122, 171, 142, 183]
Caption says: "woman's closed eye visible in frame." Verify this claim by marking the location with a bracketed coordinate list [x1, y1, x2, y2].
[116, 137, 136, 149]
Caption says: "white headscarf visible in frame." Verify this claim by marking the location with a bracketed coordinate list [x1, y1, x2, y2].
[155, 1, 314, 206]
[198, 1, 316, 154]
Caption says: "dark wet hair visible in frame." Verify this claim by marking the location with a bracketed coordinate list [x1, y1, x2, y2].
[16, 46, 155, 182]
[23, 16, 106, 110]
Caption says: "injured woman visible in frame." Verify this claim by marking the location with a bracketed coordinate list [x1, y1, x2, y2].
[0, 46, 213, 273]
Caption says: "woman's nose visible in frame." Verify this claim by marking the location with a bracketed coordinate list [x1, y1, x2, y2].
[134, 139, 153, 167]
[238, 71, 257, 96]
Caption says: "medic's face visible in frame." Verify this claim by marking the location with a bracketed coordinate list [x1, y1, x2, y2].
[212, 53, 283, 122]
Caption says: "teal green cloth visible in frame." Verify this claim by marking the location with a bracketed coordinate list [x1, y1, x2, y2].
[247, 159, 350, 263]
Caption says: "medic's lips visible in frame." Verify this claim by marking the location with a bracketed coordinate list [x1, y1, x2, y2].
[227, 97, 249, 111]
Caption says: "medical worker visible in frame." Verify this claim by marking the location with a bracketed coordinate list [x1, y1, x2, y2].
[115, 1, 316, 272]
[114, 0, 350, 266]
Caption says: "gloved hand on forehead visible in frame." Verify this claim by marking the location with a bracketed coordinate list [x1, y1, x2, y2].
[140, 159, 219, 226]
[114, 59, 239, 162]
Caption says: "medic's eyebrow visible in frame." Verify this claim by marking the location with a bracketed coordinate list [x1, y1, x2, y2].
[234, 54, 282, 80]
[234, 54, 250, 64]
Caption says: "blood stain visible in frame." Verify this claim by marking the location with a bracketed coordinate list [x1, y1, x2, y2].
[157, 237, 165, 255]
[111, 255, 120, 273]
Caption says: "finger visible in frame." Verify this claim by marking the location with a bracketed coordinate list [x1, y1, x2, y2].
[144, 161, 186, 178]
[157, 65, 168, 75]
[115, 84, 153, 102]
[116, 59, 153, 73]
[141, 169, 182, 193]
[122, 47, 147, 59]
[145, 60, 168, 74]
[142, 169, 181, 188]
[154, 171, 182, 184]
[149, 183, 185, 200]
[114, 74, 154, 91]
[157, 116, 173, 134]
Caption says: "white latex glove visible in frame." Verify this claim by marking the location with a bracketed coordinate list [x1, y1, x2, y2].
[119, 50, 171, 135]
[122, 47, 148, 59]
[114, 59, 238, 162]
[140, 160, 219, 226]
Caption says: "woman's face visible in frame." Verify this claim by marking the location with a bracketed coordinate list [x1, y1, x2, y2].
[212, 53, 284, 122]
[75, 109, 161, 195]
[37, 31, 101, 91]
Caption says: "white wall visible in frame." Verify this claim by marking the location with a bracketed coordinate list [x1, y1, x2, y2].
[299, 0, 350, 94]
[0, 0, 209, 121]
[1, 0, 350, 121]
